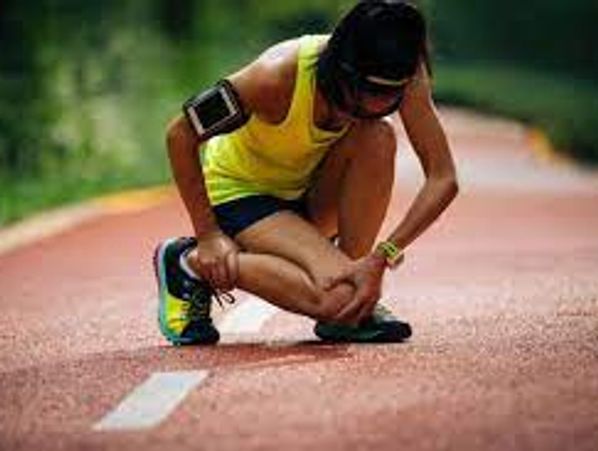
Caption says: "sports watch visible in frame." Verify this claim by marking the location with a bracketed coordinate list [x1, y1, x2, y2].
[375, 241, 405, 269]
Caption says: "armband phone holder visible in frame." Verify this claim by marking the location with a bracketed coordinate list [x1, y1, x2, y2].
[183, 79, 247, 140]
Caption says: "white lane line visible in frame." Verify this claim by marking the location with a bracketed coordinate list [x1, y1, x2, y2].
[93, 371, 208, 431]
[93, 299, 277, 430]
[218, 297, 280, 334]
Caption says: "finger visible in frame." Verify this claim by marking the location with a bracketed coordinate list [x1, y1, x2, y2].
[211, 261, 230, 291]
[333, 296, 363, 325]
[356, 285, 383, 323]
[338, 305, 362, 326]
[226, 251, 239, 287]
[200, 263, 215, 287]
[199, 259, 220, 288]
[335, 285, 376, 325]
[221, 261, 235, 293]
[355, 299, 377, 324]
[217, 255, 233, 292]
[194, 259, 212, 282]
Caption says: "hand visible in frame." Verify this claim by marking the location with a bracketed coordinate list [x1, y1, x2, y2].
[323, 254, 387, 325]
[187, 230, 240, 292]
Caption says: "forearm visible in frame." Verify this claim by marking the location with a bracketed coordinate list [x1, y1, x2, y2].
[385, 176, 458, 250]
[166, 119, 219, 237]
[393, 82, 459, 252]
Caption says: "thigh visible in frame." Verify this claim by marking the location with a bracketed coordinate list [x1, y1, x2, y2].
[306, 120, 397, 257]
[235, 210, 351, 285]
[305, 122, 381, 236]
[305, 133, 354, 237]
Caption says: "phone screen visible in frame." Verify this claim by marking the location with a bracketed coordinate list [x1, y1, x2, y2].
[196, 90, 232, 130]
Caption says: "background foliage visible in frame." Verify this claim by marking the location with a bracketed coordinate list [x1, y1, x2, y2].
[1, 0, 596, 224]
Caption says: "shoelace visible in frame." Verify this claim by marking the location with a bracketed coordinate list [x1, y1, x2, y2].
[213, 290, 236, 309]
[187, 287, 236, 322]
[188, 290, 210, 322]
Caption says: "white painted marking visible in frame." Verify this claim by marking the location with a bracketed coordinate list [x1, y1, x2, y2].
[218, 297, 280, 334]
[93, 371, 208, 431]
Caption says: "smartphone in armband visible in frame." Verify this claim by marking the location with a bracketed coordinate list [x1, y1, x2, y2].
[183, 79, 247, 140]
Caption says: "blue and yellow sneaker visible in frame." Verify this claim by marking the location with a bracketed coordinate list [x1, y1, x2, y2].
[153, 237, 220, 345]
[314, 304, 412, 343]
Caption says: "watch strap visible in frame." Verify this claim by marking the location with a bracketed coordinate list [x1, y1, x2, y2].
[375, 241, 404, 269]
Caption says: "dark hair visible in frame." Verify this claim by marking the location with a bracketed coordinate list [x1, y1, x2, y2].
[317, 1, 431, 113]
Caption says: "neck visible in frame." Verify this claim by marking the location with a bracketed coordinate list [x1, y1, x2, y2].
[314, 86, 354, 132]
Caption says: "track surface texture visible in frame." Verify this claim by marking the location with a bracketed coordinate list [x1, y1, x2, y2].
[1, 108, 597, 451]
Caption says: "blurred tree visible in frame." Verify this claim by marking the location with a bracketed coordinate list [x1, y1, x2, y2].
[154, 0, 197, 42]
[426, 0, 598, 79]
[0, 0, 55, 175]
[2, 0, 597, 225]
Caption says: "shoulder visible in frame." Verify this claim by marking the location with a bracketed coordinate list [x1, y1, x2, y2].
[226, 39, 302, 122]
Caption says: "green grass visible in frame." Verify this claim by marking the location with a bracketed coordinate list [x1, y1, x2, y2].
[434, 61, 598, 163]
[0, 154, 170, 226]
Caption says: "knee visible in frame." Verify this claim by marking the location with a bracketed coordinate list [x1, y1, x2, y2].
[358, 120, 397, 167]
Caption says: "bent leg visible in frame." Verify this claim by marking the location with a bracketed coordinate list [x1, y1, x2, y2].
[231, 211, 358, 322]
[230, 210, 412, 342]
[307, 119, 397, 258]
[236, 211, 351, 284]
[235, 253, 353, 322]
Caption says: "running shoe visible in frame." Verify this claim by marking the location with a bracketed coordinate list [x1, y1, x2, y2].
[153, 237, 221, 345]
[314, 304, 412, 343]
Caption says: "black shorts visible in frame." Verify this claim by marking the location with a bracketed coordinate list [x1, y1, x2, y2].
[212, 194, 309, 238]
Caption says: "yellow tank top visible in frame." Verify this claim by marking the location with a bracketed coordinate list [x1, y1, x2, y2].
[202, 35, 349, 206]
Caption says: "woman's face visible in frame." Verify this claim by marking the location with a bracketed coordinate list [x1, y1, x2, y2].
[338, 82, 407, 119]
[358, 90, 405, 117]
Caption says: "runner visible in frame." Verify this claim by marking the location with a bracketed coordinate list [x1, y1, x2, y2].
[154, 0, 458, 345]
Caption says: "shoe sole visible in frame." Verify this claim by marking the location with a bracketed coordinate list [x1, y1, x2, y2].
[153, 238, 209, 346]
[314, 321, 412, 343]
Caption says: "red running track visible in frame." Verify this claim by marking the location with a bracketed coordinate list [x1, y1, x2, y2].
[1, 108, 597, 451]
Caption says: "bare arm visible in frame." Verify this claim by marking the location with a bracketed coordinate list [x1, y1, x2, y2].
[320, 65, 459, 323]
[386, 64, 459, 252]
[164, 41, 296, 289]
[166, 115, 219, 237]
[165, 40, 297, 237]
